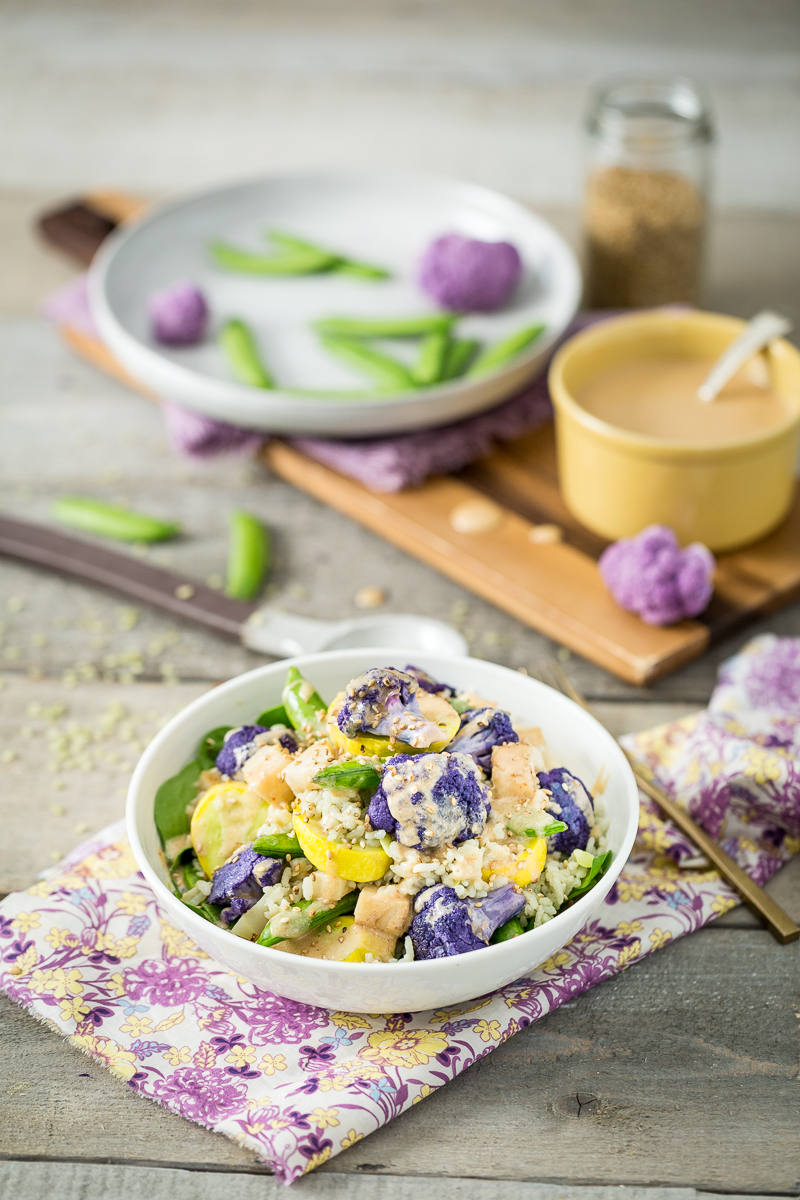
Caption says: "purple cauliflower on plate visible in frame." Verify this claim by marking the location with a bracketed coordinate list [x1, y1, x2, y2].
[207, 846, 283, 925]
[368, 751, 490, 850]
[448, 707, 518, 773]
[403, 664, 456, 697]
[216, 725, 267, 777]
[148, 281, 209, 346]
[337, 667, 442, 748]
[599, 525, 715, 626]
[410, 882, 525, 959]
[538, 767, 594, 856]
[418, 234, 523, 313]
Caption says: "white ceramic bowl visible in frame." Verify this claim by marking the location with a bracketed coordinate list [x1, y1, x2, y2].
[127, 651, 638, 1013]
[89, 173, 581, 437]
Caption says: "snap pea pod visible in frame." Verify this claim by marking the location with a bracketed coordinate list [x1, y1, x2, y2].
[226, 510, 270, 601]
[210, 240, 337, 275]
[319, 335, 415, 392]
[411, 330, 451, 386]
[491, 917, 525, 943]
[269, 231, 389, 280]
[314, 761, 381, 792]
[252, 833, 304, 858]
[282, 666, 328, 737]
[176, 860, 223, 924]
[568, 850, 613, 902]
[257, 891, 357, 947]
[441, 337, 480, 381]
[466, 322, 546, 378]
[522, 820, 568, 838]
[255, 703, 291, 728]
[219, 319, 274, 389]
[314, 314, 457, 338]
[53, 497, 180, 544]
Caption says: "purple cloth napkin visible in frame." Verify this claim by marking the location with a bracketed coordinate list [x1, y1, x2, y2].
[43, 275, 604, 491]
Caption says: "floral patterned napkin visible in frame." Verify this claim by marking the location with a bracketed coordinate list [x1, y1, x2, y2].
[2, 634, 798, 1184]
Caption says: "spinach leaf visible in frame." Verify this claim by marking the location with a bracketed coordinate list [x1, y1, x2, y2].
[154, 759, 202, 850]
[255, 703, 291, 728]
[568, 850, 614, 902]
[196, 725, 232, 771]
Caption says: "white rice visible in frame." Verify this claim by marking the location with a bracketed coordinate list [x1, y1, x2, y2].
[296, 786, 384, 847]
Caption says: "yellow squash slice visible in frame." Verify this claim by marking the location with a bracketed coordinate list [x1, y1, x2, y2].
[293, 812, 390, 882]
[326, 690, 460, 759]
[190, 782, 278, 877]
[482, 836, 547, 888]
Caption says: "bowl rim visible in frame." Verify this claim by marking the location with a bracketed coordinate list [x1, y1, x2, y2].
[88, 170, 581, 422]
[126, 649, 640, 978]
[549, 309, 800, 458]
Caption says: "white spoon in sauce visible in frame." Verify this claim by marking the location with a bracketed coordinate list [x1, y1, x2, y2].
[697, 310, 793, 403]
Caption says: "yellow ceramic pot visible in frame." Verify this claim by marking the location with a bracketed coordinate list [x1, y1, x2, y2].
[548, 310, 800, 552]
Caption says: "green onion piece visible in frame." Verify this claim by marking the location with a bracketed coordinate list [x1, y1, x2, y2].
[568, 850, 614, 902]
[53, 497, 180, 544]
[257, 891, 357, 947]
[314, 314, 457, 338]
[268, 231, 389, 280]
[314, 761, 381, 792]
[467, 322, 546, 378]
[255, 703, 291, 728]
[154, 759, 201, 853]
[196, 726, 232, 772]
[441, 337, 480, 381]
[252, 833, 304, 858]
[411, 330, 451, 386]
[225, 510, 270, 601]
[210, 240, 336, 275]
[319, 335, 415, 391]
[219, 319, 274, 389]
[450, 695, 473, 715]
[522, 820, 568, 838]
[282, 666, 328, 737]
[491, 916, 525, 943]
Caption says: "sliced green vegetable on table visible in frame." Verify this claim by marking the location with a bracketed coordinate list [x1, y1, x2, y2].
[467, 322, 546, 377]
[314, 314, 457, 338]
[268, 231, 389, 280]
[53, 497, 180, 543]
[219, 319, 274, 389]
[225, 510, 270, 601]
[210, 241, 337, 275]
[318, 335, 415, 392]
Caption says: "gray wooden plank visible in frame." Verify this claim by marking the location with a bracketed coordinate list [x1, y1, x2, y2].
[0, 1161, 787, 1200]
[2, 930, 798, 1192]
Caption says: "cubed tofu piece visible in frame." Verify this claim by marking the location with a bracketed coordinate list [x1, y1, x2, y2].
[303, 871, 356, 905]
[490, 742, 548, 820]
[241, 742, 294, 805]
[354, 884, 413, 938]
[281, 741, 334, 797]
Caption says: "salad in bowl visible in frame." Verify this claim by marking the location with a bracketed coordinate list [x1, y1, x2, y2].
[128, 652, 638, 1012]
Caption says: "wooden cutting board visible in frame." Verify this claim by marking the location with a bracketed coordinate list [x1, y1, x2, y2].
[50, 193, 800, 687]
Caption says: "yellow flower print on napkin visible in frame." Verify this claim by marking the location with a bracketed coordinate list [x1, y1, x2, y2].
[710, 894, 737, 916]
[159, 918, 208, 959]
[107, 972, 126, 998]
[331, 1012, 372, 1030]
[59, 997, 89, 1022]
[411, 1083, 434, 1105]
[70, 1034, 138, 1080]
[8, 945, 39, 976]
[78, 840, 138, 880]
[473, 1019, 502, 1043]
[302, 1148, 331, 1173]
[616, 940, 641, 969]
[28, 967, 83, 998]
[359, 1029, 448, 1069]
[315, 1059, 385, 1092]
[615, 874, 650, 903]
[310, 1107, 340, 1130]
[615, 920, 643, 937]
[120, 1014, 154, 1036]
[259, 1053, 287, 1075]
[11, 912, 41, 934]
[539, 949, 572, 972]
[340, 1129, 364, 1149]
[117, 891, 147, 916]
[225, 1044, 256, 1069]
[44, 927, 79, 951]
[163, 1045, 193, 1066]
[648, 928, 672, 950]
[88, 931, 140, 959]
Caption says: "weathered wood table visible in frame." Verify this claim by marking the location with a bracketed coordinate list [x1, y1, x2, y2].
[1, 221, 799, 1200]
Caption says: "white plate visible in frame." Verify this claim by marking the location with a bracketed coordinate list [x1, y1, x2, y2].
[127, 650, 638, 1013]
[89, 174, 581, 437]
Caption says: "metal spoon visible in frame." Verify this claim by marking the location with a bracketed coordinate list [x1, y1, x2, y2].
[697, 310, 792, 403]
[242, 607, 466, 657]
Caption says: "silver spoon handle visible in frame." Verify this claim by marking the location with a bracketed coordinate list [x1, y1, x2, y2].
[697, 310, 792, 402]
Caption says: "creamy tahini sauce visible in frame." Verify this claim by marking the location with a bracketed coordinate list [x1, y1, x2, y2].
[576, 359, 789, 442]
[381, 753, 483, 850]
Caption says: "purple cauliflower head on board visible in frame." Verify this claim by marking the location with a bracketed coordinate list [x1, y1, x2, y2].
[410, 882, 525, 959]
[448, 707, 518, 773]
[599, 525, 715, 626]
[215, 725, 268, 777]
[419, 234, 523, 312]
[337, 667, 442, 748]
[207, 846, 283, 925]
[148, 281, 209, 346]
[538, 767, 594, 856]
[368, 751, 490, 850]
[403, 664, 456, 697]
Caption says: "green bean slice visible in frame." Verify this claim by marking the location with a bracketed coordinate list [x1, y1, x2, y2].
[319, 336, 415, 391]
[210, 240, 336, 275]
[411, 330, 451, 386]
[467, 322, 546, 377]
[225, 510, 270, 601]
[314, 314, 457, 338]
[53, 497, 180, 544]
[441, 337, 480, 381]
[314, 761, 381, 791]
[219, 319, 274, 389]
[282, 666, 328, 737]
[268, 231, 389, 280]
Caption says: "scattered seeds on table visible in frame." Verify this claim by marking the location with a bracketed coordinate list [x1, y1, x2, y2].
[528, 524, 564, 545]
[6, 597, 24, 613]
[449, 497, 503, 534]
[174, 584, 195, 600]
[50, 803, 65, 815]
[354, 585, 386, 609]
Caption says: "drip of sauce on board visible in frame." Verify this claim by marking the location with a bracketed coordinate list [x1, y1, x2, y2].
[576, 358, 789, 442]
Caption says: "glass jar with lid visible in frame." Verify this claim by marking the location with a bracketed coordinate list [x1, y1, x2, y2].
[583, 76, 714, 308]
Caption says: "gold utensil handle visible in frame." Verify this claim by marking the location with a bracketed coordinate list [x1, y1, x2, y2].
[627, 752, 800, 945]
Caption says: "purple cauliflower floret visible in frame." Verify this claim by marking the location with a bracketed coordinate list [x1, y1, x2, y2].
[206, 846, 283, 926]
[216, 725, 267, 777]
[367, 751, 490, 850]
[148, 281, 209, 346]
[448, 707, 518, 773]
[418, 234, 523, 312]
[278, 730, 299, 753]
[337, 667, 442, 748]
[538, 767, 594, 856]
[403, 664, 455, 697]
[410, 882, 525, 959]
[599, 525, 715, 626]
